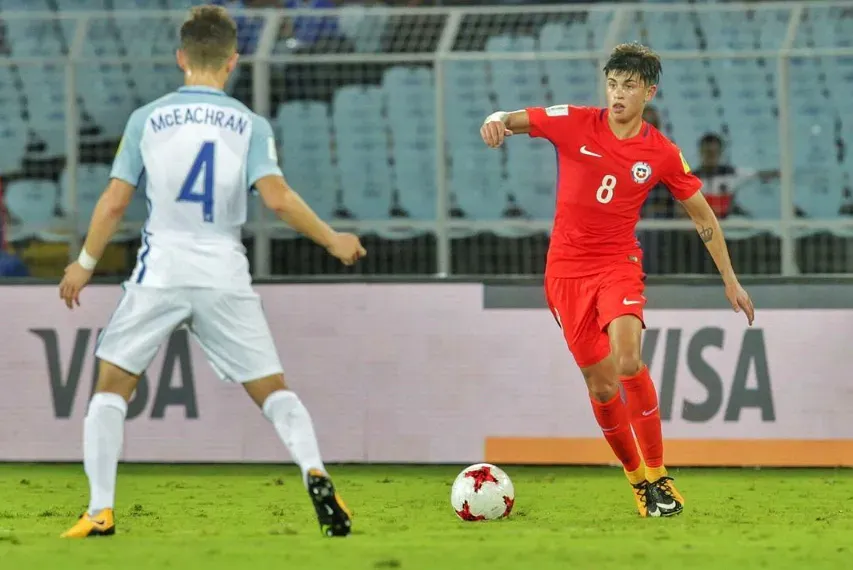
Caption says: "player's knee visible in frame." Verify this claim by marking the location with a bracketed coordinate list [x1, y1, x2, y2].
[613, 352, 643, 377]
[585, 375, 621, 403]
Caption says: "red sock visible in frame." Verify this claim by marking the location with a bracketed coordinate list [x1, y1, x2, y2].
[590, 393, 642, 472]
[621, 367, 664, 468]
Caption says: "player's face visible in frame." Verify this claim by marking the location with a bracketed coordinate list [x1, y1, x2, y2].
[605, 72, 656, 123]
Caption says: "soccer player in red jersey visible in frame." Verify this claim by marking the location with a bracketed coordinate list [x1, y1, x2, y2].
[480, 43, 755, 518]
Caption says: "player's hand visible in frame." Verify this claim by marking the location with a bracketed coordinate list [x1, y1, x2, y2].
[327, 232, 367, 266]
[59, 262, 93, 310]
[725, 280, 754, 326]
[480, 120, 513, 148]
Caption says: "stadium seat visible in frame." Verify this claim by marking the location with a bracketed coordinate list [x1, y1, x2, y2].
[60, 164, 112, 233]
[486, 35, 547, 111]
[54, 0, 110, 10]
[19, 64, 75, 156]
[450, 148, 506, 222]
[3, 180, 60, 240]
[2, 0, 52, 9]
[275, 102, 339, 219]
[0, 119, 29, 175]
[339, 4, 387, 53]
[790, 103, 838, 169]
[700, 10, 759, 50]
[732, 177, 781, 220]
[77, 65, 137, 139]
[755, 9, 794, 50]
[642, 11, 701, 50]
[585, 10, 615, 48]
[538, 23, 602, 105]
[443, 60, 491, 104]
[383, 65, 434, 124]
[332, 86, 393, 220]
[506, 139, 557, 221]
[794, 167, 846, 220]
[394, 140, 436, 221]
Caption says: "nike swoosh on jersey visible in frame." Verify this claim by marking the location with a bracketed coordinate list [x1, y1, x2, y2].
[580, 146, 603, 158]
[622, 298, 643, 305]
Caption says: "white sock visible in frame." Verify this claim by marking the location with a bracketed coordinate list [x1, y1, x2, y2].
[84, 392, 127, 515]
[262, 390, 326, 484]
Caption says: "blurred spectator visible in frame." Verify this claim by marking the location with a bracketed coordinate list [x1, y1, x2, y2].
[692, 132, 779, 219]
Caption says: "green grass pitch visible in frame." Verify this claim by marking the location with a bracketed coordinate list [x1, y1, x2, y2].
[0, 464, 850, 569]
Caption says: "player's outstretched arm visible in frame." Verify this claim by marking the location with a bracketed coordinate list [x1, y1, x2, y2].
[254, 175, 366, 266]
[679, 192, 755, 325]
[59, 179, 135, 309]
[480, 110, 531, 148]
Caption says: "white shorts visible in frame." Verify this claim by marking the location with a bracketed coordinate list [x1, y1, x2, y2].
[96, 285, 284, 383]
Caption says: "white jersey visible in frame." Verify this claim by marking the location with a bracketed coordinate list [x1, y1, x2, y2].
[111, 85, 282, 290]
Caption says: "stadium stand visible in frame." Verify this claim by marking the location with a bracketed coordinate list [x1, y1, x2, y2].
[1, 2, 852, 278]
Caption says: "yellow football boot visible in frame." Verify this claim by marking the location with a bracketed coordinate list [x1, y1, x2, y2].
[61, 508, 115, 538]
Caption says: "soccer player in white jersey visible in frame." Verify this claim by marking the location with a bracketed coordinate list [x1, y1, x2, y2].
[59, 6, 364, 539]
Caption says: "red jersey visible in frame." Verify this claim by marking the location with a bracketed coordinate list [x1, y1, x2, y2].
[526, 105, 703, 277]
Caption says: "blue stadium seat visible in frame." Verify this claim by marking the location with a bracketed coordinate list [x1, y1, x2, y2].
[643, 12, 700, 50]
[383, 66, 434, 124]
[794, 167, 846, 220]
[4, 179, 59, 240]
[81, 19, 121, 58]
[755, 9, 793, 50]
[444, 94, 490, 156]
[332, 86, 393, 220]
[60, 164, 111, 233]
[506, 139, 557, 221]
[394, 138, 436, 221]
[339, 4, 387, 53]
[274, 102, 338, 219]
[701, 10, 759, 50]
[0, 119, 29, 175]
[164, 0, 205, 8]
[10, 18, 65, 57]
[55, 0, 109, 10]
[486, 35, 547, 111]
[19, 64, 73, 156]
[585, 10, 614, 47]
[450, 149, 506, 222]
[0, 67, 22, 123]
[77, 64, 137, 139]
[539, 22, 601, 105]
[444, 60, 490, 104]
[2, 0, 52, 9]
[791, 103, 837, 169]
[539, 22, 588, 52]
[732, 177, 781, 220]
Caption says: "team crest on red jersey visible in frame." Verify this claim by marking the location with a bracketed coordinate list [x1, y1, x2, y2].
[631, 161, 652, 184]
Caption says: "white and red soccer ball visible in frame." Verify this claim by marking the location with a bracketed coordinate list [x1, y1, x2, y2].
[451, 463, 515, 521]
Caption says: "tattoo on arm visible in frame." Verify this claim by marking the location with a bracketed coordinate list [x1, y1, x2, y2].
[699, 226, 714, 243]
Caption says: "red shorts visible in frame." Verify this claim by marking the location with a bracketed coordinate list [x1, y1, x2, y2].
[545, 260, 646, 368]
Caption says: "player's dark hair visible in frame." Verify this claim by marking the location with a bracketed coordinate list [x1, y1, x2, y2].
[603, 43, 662, 87]
[179, 5, 237, 70]
[700, 133, 724, 148]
